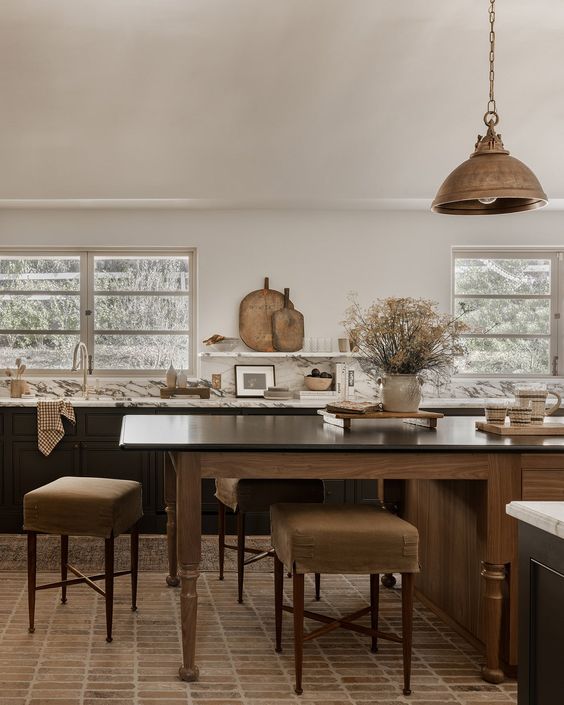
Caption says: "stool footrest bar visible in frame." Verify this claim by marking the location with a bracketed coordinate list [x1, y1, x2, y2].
[281, 604, 403, 644]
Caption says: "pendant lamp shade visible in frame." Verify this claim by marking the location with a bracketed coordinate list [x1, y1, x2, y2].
[431, 126, 548, 215]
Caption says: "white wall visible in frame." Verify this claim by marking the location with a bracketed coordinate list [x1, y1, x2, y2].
[1, 206, 563, 347]
[0, 0, 560, 200]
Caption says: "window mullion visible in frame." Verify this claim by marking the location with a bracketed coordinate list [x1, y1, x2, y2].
[83, 252, 94, 354]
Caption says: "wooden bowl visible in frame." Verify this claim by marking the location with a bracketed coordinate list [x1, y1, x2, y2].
[304, 376, 332, 391]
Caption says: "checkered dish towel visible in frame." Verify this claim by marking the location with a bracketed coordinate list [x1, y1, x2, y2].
[37, 400, 76, 457]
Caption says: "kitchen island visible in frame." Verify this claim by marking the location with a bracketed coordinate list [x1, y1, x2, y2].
[507, 501, 564, 705]
[120, 413, 564, 686]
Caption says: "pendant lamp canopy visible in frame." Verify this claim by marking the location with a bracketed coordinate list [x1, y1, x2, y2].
[431, 0, 547, 215]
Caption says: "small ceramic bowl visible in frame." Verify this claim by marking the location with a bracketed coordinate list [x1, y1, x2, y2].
[304, 376, 332, 391]
[210, 337, 239, 352]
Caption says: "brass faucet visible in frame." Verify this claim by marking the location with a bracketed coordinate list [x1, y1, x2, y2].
[71, 342, 92, 398]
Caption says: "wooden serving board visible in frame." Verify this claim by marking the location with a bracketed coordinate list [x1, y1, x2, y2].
[318, 409, 443, 430]
[476, 420, 564, 436]
[272, 287, 304, 352]
[239, 277, 294, 352]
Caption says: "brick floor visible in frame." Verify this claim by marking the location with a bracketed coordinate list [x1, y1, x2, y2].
[0, 571, 517, 705]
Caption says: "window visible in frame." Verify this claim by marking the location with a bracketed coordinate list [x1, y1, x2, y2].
[453, 249, 559, 376]
[0, 250, 195, 374]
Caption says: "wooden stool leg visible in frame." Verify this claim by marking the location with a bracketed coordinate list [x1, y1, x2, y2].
[401, 573, 414, 696]
[314, 573, 321, 601]
[370, 573, 379, 653]
[131, 524, 139, 612]
[105, 536, 115, 643]
[61, 535, 69, 604]
[274, 554, 284, 653]
[293, 572, 305, 695]
[218, 499, 226, 581]
[27, 532, 37, 634]
[236, 511, 246, 604]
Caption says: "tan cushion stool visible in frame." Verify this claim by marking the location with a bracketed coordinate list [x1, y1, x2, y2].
[215, 478, 324, 603]
[24, 476, 143, 642]
[270, 503, 419, 696]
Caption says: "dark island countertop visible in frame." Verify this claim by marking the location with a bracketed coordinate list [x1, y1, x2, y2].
[120, 414, 564, 452]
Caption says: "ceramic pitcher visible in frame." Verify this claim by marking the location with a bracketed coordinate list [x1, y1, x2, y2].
[514, 386, 561, 425]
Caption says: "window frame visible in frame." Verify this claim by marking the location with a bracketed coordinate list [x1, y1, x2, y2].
[0, 247, 197, 377]
[452, 247, 560, 378]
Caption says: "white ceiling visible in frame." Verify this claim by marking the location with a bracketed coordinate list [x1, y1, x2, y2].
[0, 0, 561, 200]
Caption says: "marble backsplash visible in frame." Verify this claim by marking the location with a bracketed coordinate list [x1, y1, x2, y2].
[1, 354, 563, 401]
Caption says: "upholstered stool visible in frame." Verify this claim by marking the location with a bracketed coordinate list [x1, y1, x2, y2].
[215, 479, 325, 603]
[24, 476, 143, 642]
[270, 503, 419, 696]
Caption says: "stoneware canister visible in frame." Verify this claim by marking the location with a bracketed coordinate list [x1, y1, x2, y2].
[377, 373, 422, 412]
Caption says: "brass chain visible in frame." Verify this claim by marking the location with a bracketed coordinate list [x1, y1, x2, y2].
[485, 0, 498, 125]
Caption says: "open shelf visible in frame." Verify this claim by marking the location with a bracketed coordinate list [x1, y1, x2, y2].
[198, 351, 361, 358]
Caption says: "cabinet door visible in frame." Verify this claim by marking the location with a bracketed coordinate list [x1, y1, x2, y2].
[12, 441, 78, 503]
[79, 442, 152, 511]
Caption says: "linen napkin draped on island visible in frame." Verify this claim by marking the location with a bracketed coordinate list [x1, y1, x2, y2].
[37, 400, 76, 457]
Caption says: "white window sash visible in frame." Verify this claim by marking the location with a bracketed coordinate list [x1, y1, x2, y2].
[0, 247, 197, 377]
[452, 247, 559, 378]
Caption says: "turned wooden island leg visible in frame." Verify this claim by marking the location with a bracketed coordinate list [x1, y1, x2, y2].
[481, 562, 506, 684]
[481, 453, 521, 684]
[175, 451, 202, 682]
[165, 452, 180, 587]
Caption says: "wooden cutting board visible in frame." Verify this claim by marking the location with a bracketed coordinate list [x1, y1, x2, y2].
[476, 421, 564, 435]
[272, 287, 304, 352]
[239, 277, 293, 352]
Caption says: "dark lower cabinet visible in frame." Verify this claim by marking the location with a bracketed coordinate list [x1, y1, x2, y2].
[0, 406, 382, 535]
[518, 523, 564, 705]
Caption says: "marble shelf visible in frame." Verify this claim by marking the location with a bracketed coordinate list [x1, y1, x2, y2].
[198, 351, 361, 358]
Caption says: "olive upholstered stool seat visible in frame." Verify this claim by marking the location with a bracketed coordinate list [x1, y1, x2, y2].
[270, 503, 420, 696]
[215, 479, 325, 603]
[23, 476, 143, 642]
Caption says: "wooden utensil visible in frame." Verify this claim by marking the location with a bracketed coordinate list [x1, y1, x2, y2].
[239, 277, 293, 352]
[272, 288, 304, 352]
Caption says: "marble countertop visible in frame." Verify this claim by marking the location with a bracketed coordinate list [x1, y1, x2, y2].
[0, 395, 504, 409]
[507, 501, 564, 539]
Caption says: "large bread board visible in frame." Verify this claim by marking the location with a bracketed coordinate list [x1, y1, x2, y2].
[476, 420, 564, 436]
[239, 277, 293, 352]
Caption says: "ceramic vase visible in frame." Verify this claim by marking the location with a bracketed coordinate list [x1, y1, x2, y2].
[377, 373, 422, 412]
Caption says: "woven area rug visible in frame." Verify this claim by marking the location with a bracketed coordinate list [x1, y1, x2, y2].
[0, 534, 272, 572]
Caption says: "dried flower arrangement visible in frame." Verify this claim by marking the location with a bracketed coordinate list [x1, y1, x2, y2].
[343, 296, 468, 380]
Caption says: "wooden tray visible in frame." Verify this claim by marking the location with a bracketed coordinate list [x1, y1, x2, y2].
[318, 409, 443, 430]
[160, 387, 210, 399]
[476, 420, 564, 436]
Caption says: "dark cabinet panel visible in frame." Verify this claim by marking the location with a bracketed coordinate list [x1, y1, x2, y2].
[82, 408, 156, 438]
[324, 480, 346, 504]
[84, 413, 129, 438]
[11, 441, 77, 503]
[519, 523, 564, 705]
[79, 442, 152, 510]
[12, 411, 76, 437]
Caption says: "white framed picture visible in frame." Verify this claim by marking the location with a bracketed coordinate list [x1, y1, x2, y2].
[234, 364, 276, 397]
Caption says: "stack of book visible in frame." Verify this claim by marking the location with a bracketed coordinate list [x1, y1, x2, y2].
[298, 390, 338, 401]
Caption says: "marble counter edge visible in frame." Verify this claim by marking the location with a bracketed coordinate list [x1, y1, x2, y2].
[0, 396, 498, 408]
[506, 501, 564, 540]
